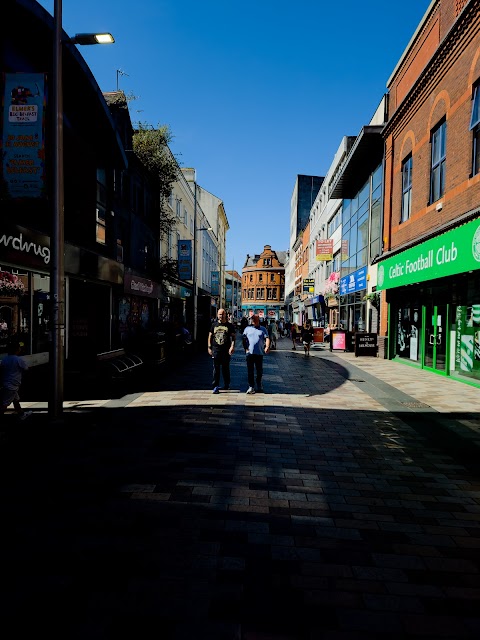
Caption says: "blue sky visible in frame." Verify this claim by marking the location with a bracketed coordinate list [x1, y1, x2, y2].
[38, 0, 430, 272]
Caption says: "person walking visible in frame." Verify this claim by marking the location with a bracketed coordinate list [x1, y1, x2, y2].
[268, 318, 278, 350]
[301, 320, 314, 356]
[0, 339, 32, 420]
[242, 314, 270, 394]
[291, 322, 299, 349]
[208, 308, 236, 394]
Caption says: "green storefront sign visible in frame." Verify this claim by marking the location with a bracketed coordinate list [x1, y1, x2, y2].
[377, 217, 480, 291]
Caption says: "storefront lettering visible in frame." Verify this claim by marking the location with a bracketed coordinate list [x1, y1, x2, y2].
[388, 243, 458, 282]
[0, 231, 50, 264]
[130, 279, 153, 295]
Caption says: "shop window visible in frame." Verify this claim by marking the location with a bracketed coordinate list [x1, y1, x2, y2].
[395, 305, 421, 362]
[401, 155, 412, 222]
[455, 304, 480, 380]
[430, 120, 446, 203]
[470, 83, 480, 176]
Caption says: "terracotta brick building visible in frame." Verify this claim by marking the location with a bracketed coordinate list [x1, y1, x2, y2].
[377, 0, 480, 384]
[241, 245, 286, 322]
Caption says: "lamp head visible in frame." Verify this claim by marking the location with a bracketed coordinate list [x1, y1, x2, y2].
[72, 33, 115, 45]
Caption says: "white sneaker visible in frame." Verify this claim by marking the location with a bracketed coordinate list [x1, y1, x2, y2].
[246, 387, 255, 395]
[19, 411, 32, 421]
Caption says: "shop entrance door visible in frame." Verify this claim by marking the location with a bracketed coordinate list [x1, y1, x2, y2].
[424, 303, 447, 373]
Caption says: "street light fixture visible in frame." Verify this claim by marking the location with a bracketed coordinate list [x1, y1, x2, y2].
[51, 0, 114, 420]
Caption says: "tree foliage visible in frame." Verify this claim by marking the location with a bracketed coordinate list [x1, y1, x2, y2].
[132, 123, 178, 238]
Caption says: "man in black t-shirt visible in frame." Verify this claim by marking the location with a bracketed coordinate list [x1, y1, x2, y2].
[208, 308, 236, 393]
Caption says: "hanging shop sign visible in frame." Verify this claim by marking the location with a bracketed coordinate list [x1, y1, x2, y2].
[339, 266, 367, 295]
[211, 270, 219, 295]
[177, 239, 192, 280]
[2, 73, 46, 198]
[377, 217, 480, 291]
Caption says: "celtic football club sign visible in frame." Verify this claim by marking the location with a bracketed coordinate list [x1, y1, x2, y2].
[376, 217, 480, 291]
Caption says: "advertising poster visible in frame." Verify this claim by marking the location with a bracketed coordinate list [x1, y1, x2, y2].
[2, 73, 46, 198]
[303, 278, 315, 293]
[331, 330, 346, 351]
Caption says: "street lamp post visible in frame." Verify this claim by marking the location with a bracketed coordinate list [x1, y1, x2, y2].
[51, 0, 113, 420]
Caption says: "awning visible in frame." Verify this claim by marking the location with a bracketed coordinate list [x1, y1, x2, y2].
[330, 126, 384, 198]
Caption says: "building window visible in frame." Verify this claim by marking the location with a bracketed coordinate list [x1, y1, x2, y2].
[249, 274, 253, 282]
[430, 120, 446, 203]
[270, 273, 275, 282]
[471, 83, 480, 176]
[258, 274, 263, 282]
[263, 258, 271, 266]
[401, 155, 412, 222]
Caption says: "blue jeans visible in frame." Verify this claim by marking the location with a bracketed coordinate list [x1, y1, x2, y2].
[246, 354, 263, 388]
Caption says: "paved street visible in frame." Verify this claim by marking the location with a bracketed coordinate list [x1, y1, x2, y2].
[2, 336, 480, 639]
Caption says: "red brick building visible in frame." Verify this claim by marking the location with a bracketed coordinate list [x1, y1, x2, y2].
[377, 0, 480, 384]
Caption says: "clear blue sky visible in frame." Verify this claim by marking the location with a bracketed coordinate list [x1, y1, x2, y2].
[39, 0, 430, 272]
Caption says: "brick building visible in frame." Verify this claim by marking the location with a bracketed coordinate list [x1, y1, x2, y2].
[377, 0, 480, 383]
[241, 245, 286, 322]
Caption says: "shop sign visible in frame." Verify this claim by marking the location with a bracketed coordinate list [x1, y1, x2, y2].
[303, 278, 315, 292]
[177, 240, 192, 280]
[124, 273, 159, 299]
[339, 266, 367, 295]
[377, 217, 480, 291]
[0, 223, 50, 268]
[316, 239, 333, 261]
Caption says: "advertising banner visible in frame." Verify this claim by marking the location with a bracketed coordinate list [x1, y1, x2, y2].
[377, 217, 480, 291]
[331, 330, 346, 351]
[211, 270, 219, 295]
[2, 73, 46, 198]
[177, 240, 192, 280]
[225, 283, 232, 302]
[316, 239, 333, 261]
[341, 239, 349, 261]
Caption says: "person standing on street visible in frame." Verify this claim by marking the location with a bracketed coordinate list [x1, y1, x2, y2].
[208, 308, 236, 394]
[242, 314, 270, 394]
[0, 339, 32, 420]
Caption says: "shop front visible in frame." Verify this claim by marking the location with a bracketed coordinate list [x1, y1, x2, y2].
[377, 217, 480, 385]
[339, 266, 367, 335]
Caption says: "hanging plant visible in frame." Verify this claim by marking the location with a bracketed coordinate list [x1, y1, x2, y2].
[0, 271, 25, 297]
[363, 292, 380, 309]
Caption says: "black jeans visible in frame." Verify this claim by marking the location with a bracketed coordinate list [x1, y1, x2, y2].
[246, 354, 263, 388]
[212, 353, 231, 388]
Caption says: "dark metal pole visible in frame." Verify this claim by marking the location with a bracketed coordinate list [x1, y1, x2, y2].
[51, 0, 65, 419]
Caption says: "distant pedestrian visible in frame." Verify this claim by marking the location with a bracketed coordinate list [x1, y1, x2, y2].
[268, 318, 278, 350]
[324, 324, 331, 344]
[285, 321, 291, 338]
[208, 308, 236, 394]
[0, 339, 32, 420]
[278, 319, 284, 338]
[242, 314, 270, 394]
[291, 322, 299, 350]
[240, 316, 249, 332]
[301, 321, 314, 356]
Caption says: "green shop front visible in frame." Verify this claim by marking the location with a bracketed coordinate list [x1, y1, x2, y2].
[377, 217, 480, 385]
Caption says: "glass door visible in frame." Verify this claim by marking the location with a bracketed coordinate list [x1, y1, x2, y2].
[424, 303, 447, 373]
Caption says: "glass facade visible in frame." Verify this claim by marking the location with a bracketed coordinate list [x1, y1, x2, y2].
[339, 163, 383, 334]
